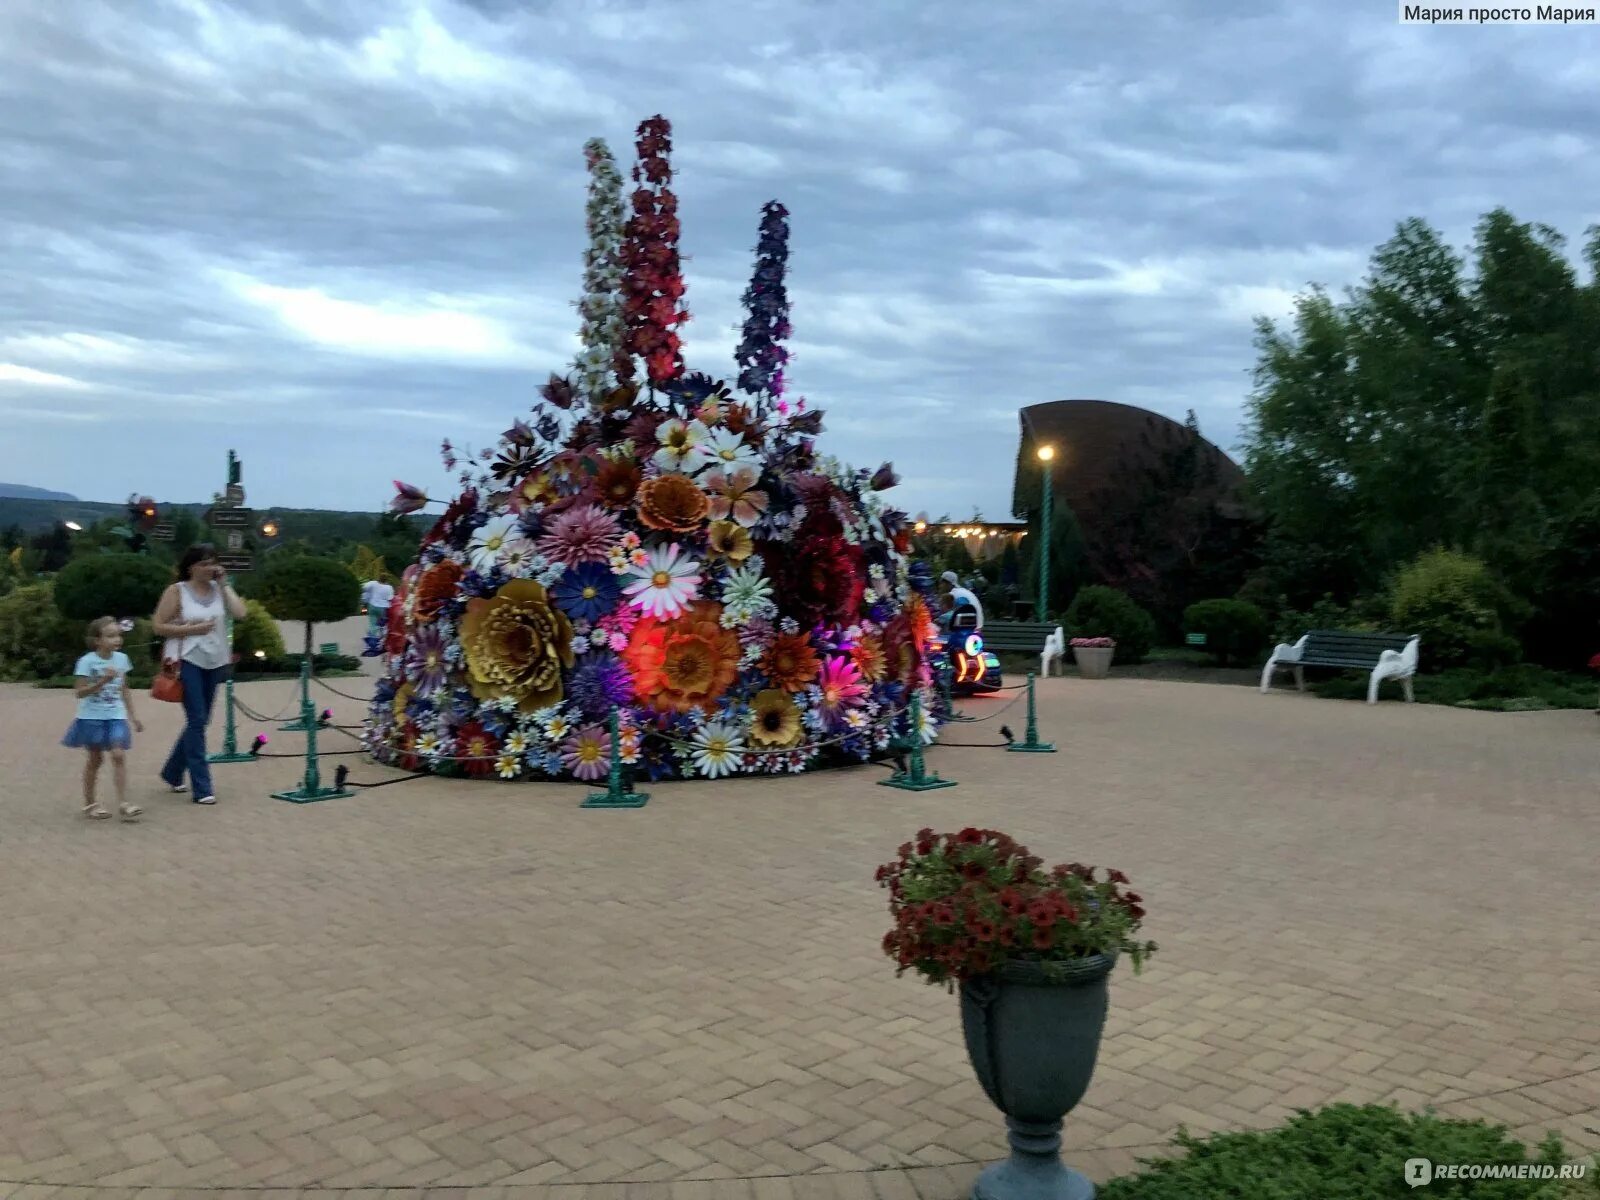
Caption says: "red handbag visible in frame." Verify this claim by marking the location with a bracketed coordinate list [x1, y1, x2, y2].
[151, 657, 184, 704]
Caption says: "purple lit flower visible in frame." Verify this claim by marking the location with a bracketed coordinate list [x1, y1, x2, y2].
[567, 653, 635, 719]
[538, 503, 622, 568]
[407, 624, 450, 698]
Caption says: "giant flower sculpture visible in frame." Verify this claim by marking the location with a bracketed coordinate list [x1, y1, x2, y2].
[366, 116, 946, 781]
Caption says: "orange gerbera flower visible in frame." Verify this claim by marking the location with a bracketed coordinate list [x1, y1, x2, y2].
[906, 593, 938, 645]
[636, 473, 710, 532]
[413, 560, 464, 623]
[761, 631, 820, 693]
[852, 633, 886, 682]
[624, 601, 740, 715]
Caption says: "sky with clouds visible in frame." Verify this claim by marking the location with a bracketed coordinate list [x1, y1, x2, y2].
[1, 0, 1596, 521]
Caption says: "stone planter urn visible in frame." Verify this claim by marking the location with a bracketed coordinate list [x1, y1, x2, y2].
[960, 953, 1116, 1199]
[1070, 644, 1114, 679]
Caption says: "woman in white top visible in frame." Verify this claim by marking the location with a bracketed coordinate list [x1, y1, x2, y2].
[151, 543, 248, 804]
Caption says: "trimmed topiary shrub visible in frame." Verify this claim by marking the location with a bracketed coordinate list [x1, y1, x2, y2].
[1389, 549, 1522, 672]
[1183, 598, 1269, 666]
[257, 555, 361, 658]
[1065, 586, 1157, 664]
[1099, 1103, 1581, 1199]
[231, 598, 286, 663]
[53, 553, 171, 622]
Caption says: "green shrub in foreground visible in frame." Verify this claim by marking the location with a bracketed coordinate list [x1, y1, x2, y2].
[1100, 1103, 1584, 1199]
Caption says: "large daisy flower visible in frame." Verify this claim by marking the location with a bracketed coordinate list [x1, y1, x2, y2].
[651, 418, 711, 473]
[691, 720, 745, 779]
[407, 623, 451, 698]
[468, 514, 530, 573]
[720, 558, 776, 623]
[813, 655, 868, 729]
[696, 428, 760, 474]
[561, 722, 611, 781]
[621, 542, 701, 619]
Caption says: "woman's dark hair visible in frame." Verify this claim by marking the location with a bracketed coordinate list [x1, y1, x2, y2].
[176, 543, 218, 582]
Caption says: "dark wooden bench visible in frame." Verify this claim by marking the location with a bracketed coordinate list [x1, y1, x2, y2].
[1260, 629, 1420, 704]
[979, 621, 1064, 675]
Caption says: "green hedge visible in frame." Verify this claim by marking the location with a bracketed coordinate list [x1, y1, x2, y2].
[1183, 598, 1269, 666]
[53, 554, 171, 622]
[1390, 549, 1525, 672]
[1066, 586, 1157, 665]
[1100, 1103, 1588, 1199]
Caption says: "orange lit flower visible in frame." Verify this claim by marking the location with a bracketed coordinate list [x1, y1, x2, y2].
[636, 473, 710, 532]
[749, 688, 802, 747]
[460, 579, 576, 712]
[761, 632, 820, 693]
[624, 601, 740, 715]
[413, 560, 463, 623]
[906, 593, 938, 645]
[852, 633, 886, 682]
[707, 520, 754, 562]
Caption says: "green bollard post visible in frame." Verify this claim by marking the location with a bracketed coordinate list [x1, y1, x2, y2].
[581, 708, 649, 808]
[878, 691, 957, 791]
[209, 610, 255, 764]
[271, 674, 352, 803]
[1006, 670, 1056, 753]
[279, 654, 314, 733]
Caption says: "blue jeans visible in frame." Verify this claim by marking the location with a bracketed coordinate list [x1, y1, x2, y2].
[160, 661, 229, 798]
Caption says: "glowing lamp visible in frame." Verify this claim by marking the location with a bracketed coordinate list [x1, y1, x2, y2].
[254, 649, 267, 659]
[964, 634, 983, 656]
[1037, 444, 1056, 462]
[63, 521, 82, 532]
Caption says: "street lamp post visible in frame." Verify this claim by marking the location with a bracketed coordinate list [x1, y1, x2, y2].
[1036, 445, 1055, 621]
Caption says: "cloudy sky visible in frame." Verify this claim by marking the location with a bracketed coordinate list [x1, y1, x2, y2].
[1, 0, 1596, 521]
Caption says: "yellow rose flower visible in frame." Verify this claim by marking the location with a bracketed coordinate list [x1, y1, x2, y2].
[460, 579, 576, 712]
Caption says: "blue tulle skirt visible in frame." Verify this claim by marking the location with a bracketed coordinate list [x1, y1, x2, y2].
[61, 718, 133, 750]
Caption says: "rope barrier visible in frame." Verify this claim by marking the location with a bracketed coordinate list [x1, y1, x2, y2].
[311, 676, 378, 703]
[948, 687, 1030, 725]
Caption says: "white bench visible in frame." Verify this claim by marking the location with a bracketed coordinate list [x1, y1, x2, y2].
[1261, 630, 1420, 704]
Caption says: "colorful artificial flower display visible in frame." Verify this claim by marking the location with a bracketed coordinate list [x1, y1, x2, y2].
[368, 117, 945, 782]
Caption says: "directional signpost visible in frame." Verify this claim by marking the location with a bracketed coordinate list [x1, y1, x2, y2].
[208, 450, 256, 764]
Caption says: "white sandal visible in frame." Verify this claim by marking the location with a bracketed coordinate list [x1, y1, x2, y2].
[83, 803, 111, 820]
[119, 802, 143, 822]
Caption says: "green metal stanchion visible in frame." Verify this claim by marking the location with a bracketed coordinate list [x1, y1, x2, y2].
[279, 654, 313, 732]
[879, 691, 956, 791]
[1006, 671, 1056, 753]
[209, 610, 255, 764]
[580, 708, 648, 808]
[271, 668, 352, 804]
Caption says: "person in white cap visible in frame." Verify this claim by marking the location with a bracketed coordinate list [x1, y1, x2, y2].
[940, 570, 985, 631]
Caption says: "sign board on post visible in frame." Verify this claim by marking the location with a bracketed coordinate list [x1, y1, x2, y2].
[210, 508, 254, 528]
[151, 523, 175, 541]
[226, 530, 244, 551]
[218, 553, 255, 573]
[1185, 633, 1207, 646]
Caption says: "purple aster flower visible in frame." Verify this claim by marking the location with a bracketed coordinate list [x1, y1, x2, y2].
[407, 624, 450, 698]
[567, 653, 634, 719]
[551, 562, 622, 624]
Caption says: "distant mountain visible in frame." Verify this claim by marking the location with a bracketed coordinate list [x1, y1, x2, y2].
[0, 482, 76, 501]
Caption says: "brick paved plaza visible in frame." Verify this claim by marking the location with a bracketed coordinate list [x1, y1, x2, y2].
[2, 662, 1598, 1199]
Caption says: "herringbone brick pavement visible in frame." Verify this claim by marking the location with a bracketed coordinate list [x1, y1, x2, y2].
[2, 669, 1597, 1199]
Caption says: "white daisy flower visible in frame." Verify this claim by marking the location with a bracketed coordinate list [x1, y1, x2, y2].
[691, 720, 745, 779]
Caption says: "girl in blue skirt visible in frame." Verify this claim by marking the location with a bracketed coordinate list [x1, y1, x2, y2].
[63, 616, 145, 821]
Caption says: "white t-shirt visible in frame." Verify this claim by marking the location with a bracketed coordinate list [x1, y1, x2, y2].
[362, 580, 395, 611]
[74, 651, 131, 720]
[949, 586, 985, 630]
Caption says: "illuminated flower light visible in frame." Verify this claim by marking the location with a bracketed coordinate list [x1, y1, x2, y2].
[720, 559, 776, 623]
[505, 729, 529, 757]
[814, 656, 868, 729]
[407, 624, 450, 698]
[468, 514, 530, 573]
[537, 503, 621, 568]
[414, 560, 464, 623]
[561, 722, 611, 781]
[707, 520, 754, 563]
[697, 428, 760, 474]
[703, 465, 769, 528]
[651, 418, 711, 473]
[455, 721, 500, 778]
[635, 473, 710, 532]
[749, 688, 801, 747]
[496, 754, 522, 779]
[621, 542, 701, 619]
[551, 562, 622, 624]
[391, 681, 416, 726]
[852, 632, 886, 682]
[761, 631, 820, 693]
[460, 580, 576, 712]
[594, 458, 642, 509]
[624, 601, 740, 715]
[513, 470, 560, 511]
[691, 720, 745, 778]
